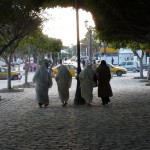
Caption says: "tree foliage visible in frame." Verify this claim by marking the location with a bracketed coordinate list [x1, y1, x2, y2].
[43, 0, 150, 43]
[21, 29, 62, 53]
[1, 0, 150, 57]
[0, 0, 44, 55]
[19, 29, 62, 63]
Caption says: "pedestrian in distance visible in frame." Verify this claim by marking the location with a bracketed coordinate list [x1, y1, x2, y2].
[33, 62, 53, 108]
[96, 60, 113, 105]
[92, 60, 97, 71]
[63, 57, 68, 64]
[55, 59, 72, 107]
[111, 57, 114, 65]
[79, 64, 96, 106]
[48, 65, 53, 76]
[18, 73, 22, 81]
[82, 59, 86, 68]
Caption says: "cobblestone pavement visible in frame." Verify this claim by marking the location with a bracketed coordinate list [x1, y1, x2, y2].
[0, 73, 150, 150]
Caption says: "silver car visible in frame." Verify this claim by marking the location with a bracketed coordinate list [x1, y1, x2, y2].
[119, 61, 140, 72]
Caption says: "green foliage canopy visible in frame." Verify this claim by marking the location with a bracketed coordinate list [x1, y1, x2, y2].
[43, 0, 150, 43]
[1, 0, 150, 53]
[19, 29, 63, 54]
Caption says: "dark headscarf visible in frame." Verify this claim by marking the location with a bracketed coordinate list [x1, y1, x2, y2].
[45, 59, 49, 69]
[101, 60, 106, 65]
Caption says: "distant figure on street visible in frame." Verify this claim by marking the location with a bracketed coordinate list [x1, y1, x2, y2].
[55, 59, 72, 107]
[79, 64, 95, 106]
[48, 65, 53, 76]
[33, 64, 37, 71]
[82, 59, 86, 68]
[63, 57, 68, 64]
[92, 60, 97, 71]
[111, 57, 114, 64]
[96, 60, 113, 105]
[33, 63, 53, 108]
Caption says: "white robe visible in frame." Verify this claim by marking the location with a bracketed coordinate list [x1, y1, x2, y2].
[79, 65, 95, 104]
[33, 66, 52, 105]
[55, 65, 72, 103]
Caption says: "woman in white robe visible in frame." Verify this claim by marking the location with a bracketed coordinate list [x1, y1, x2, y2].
[55, 65, 72, 107]
[79, 64, 95, 106]
[33, 65, 52, 108]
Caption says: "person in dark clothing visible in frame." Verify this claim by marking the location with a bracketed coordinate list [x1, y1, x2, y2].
[96, 60, 113, 105]
[82, 59, 86, 68]
[111, 57, 114, 64]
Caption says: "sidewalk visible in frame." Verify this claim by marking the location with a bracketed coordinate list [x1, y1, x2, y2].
[0, 73, 150, 150]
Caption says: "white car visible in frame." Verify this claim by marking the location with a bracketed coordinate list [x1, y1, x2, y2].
[119, 61, 140, 72]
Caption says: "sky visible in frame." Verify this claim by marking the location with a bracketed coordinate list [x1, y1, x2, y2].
[42, 7, 95, 47]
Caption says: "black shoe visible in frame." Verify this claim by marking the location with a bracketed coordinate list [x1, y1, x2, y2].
[39, 105, 42, 108]
[44, 104, 49, 107]
[107, 99, 110, 103]
[102, 102, 105, 105]
[39, 103, 43, 108]
[62, 102, 67, 107]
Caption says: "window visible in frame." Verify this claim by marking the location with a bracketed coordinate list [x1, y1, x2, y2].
[0, 68, 7, 73]
[127, 62, 133, 65]
[120, 62, 126, 66]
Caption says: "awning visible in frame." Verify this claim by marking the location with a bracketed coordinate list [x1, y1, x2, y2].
[100, 48, 118, 53]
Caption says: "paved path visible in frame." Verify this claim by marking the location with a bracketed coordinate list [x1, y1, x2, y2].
[0, 73, 150, 150]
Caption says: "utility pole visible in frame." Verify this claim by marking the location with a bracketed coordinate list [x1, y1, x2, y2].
[74, 0, 85, 105]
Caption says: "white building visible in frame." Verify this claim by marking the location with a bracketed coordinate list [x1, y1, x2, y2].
[99, 48, 148, 65]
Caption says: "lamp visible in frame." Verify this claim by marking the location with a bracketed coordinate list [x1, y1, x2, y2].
[84, 20, 92, 63]
[74, 0, 85, 105]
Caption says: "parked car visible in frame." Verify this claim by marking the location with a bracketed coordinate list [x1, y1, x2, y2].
[51, 64, 77, 77]
[107, 63, 127, 76]
[118, 61, 139, 72]
[0, 67, 20, 80]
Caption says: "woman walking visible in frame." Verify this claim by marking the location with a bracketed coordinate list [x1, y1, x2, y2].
[55, 60, 72, 107]
[96, 60, 113, 105]
[33, 64, 52, 108]
[79, 64, 95, 106]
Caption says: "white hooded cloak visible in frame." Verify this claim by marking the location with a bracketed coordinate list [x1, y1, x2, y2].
[79, 65, 95, 104]
[55, 65, 72, 103]
[33, 66, 52, 105]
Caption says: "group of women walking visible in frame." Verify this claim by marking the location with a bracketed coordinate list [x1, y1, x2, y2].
[79, 60, 113, 106]
[33, 59, 72, 108]
[33, 59, 113, 108]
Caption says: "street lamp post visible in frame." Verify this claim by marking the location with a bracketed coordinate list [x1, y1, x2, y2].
[84, 20, 92, 63]
[74, 0, 85, 105]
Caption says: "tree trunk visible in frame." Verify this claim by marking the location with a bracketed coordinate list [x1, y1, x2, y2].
[24, 64, 28, 84]
[7, 62, 12, 90]
[147, 53, 150, 80]
[133, 50, 144, 78]
[24, 58, 29, 84]
[103, 42, 107, 61]
[37, 56, 39, 66]
[139, 58, 144, 77]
